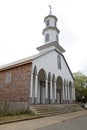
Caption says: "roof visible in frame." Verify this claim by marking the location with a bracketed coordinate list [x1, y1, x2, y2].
[0, 51, 48, 71]
[0, 47, 74, 80]
[44, 13, 58, 22]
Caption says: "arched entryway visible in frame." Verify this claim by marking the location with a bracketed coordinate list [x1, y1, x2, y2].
[56, 76, 63, 104]
[38, 69, 47, 104]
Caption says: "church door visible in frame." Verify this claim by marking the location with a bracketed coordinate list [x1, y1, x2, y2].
[56, 89, 61, 104]
[40, 81, 45, 104]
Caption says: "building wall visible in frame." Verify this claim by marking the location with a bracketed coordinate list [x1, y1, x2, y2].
[31, 50, 75, 104]
[33, 50, 74, 82]
[0, 63, 32, 113]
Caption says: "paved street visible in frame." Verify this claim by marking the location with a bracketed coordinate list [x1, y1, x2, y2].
[0, 110, 87, 130]
[36, 114, 87, 130]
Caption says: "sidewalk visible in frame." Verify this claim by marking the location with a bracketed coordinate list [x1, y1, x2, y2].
[0, 110, 87, 130]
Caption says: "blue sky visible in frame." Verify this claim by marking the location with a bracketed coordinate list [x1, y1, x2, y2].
[0, 0, 87, 74]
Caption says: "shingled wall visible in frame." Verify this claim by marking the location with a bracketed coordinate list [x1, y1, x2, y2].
[0, 63, 32, 114]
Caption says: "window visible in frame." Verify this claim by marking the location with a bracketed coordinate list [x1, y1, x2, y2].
[46, 19, 49, 26]
[57, 55, 61, 69]
[55, 21, 56, 27]
[5, 73, 12, 84]
[45, 33, 49, 42]
[56, 35, 58, 42]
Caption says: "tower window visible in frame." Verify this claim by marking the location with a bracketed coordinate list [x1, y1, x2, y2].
[57, 55, 61, 69]
[56, 35, 58, 42]
[45, 33, 49, 42]
[46, 19, 50, 26]
[55, 21, 56, 27]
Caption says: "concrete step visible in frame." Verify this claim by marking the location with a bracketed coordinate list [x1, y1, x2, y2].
[30, 104, 84, 116]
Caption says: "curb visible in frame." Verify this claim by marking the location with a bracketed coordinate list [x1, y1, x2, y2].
[0, 115, 45, 125]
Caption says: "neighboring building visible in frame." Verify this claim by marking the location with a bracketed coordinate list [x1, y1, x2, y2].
[0, 10, 75, 113]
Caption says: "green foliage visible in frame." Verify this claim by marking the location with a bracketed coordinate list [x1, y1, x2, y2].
[73, 71, 87, 102]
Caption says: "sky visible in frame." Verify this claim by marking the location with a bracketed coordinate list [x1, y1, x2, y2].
[0, 0, 87, 75]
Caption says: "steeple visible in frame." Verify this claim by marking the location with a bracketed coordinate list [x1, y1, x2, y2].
[37, 7, 65, 54]
[42, 6, 60, 44]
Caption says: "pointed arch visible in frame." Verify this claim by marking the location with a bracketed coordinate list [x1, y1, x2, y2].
[56, 76, 63, 89]
[45, 33, 49, 42]
[38, 69, 47, 80]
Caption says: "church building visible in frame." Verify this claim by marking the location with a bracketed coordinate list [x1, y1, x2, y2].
[0, 9, 75, 113]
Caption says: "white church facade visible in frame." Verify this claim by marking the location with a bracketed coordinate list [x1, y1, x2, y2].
[0, 10, 75, 113]
[30, 11, 75, 104]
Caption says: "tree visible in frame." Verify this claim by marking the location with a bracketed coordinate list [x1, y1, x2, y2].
[73, 71, 87, 102]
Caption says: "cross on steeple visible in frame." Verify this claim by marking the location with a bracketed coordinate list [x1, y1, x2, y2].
[49, 5, 52, 13]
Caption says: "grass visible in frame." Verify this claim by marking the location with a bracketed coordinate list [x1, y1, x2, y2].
[0, 110, 41, 125]
[0, 110, 34, 116]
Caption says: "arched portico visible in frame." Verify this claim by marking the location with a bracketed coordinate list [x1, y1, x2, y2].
[30, 66, 74, 104]
[38, 69, 47, 104]
[56, 76, 63, 104]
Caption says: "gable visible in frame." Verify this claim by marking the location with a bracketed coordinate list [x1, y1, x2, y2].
[32, 50, 74, 82]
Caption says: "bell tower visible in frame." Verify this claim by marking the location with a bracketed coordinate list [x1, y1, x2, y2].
[37, 6, 65, 54]
[42, 6, 60, 44]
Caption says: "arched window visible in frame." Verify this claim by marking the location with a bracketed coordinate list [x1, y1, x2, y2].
[56, 35, 58, 42]
[46, 19, 50, 26]
[45, 33, 49, 42]
[55, 21, 56, 27]
[57, 55, 61, 69]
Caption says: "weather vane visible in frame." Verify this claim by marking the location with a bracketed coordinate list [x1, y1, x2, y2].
[49, 5, 52, 13]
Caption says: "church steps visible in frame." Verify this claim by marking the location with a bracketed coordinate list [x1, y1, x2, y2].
[30, 104, 84, 116]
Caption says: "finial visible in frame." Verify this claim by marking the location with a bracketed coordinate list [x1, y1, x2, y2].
[49, 5, 52, 13]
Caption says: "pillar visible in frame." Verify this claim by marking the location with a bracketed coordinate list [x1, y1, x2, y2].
[50, 79, 53, 104]
[65, 85, 68, 103]
[45, 78, 48, 104]
[34, 74, 38, 104]
[30, 73, 33, 104]
[62, 84, 65, 104]
[68, 85, 70, 103]
[54, 81, 57, 103]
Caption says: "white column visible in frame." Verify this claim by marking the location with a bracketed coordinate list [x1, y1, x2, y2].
[62, 84, 65, 103]
[50, 80, 52, 103]
[65, 86, 67, 102]
[54, 81, 56, 103]
[45, 78, 48, 104]
[67, 85, 68, 99]
[64, 85, 66, 101]
[68, 86, 70, 103]
[35, 74, 38, 103]
[30, 73, 33, 97]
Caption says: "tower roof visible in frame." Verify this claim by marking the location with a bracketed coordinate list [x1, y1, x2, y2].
[44, 13, 58, 23]
[44, 5, 58, 22]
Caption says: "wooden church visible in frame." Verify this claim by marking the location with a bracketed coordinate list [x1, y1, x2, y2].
[0, 8, 75, 113]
